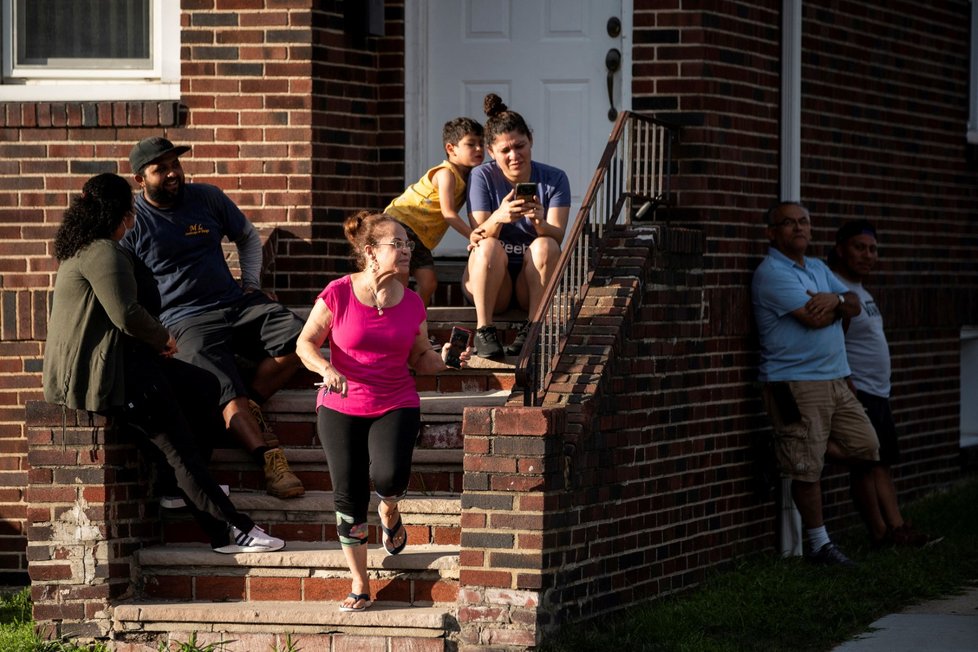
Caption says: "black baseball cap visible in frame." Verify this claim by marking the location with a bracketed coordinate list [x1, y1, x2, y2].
[129, 136, 190, 174]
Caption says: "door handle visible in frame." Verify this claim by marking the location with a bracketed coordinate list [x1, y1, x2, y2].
[605, 47, 621, 121]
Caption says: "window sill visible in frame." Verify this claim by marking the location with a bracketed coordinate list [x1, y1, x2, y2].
[0, 81, 180, 103]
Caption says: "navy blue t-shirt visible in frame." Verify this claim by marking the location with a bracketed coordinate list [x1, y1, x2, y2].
[122, 183, 249, 327]
[467, 160, 571, 267]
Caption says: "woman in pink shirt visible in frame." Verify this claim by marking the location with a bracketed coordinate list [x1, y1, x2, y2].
[296, 211, 469, 613]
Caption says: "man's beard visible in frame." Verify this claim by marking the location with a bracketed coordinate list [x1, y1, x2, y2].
[145, 179, 182, 206]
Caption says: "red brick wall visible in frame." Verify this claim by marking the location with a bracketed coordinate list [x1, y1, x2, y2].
[800, 1, 974, 508]
[25, 404, 151, 640]
[456, 1, 976, 639]
[558, 226, 780, 626]
[0, 0, 407, 584]
[635, 0, 977, 493]
[459, 218, 967, 644]
[2, 0, 975, 602]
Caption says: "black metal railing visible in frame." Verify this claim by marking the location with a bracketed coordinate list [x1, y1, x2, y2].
[515, 111, 676, 406]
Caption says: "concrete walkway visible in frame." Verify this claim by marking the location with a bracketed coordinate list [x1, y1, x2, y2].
[831, 584, 978, 651]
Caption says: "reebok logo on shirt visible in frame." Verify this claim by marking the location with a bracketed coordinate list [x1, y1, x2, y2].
[503, 242, 529, 256]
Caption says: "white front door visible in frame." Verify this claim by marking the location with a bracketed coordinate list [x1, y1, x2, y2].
[405, 0, 631, 255]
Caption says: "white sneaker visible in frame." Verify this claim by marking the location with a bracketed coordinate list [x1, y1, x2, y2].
[160, 484, 229, 509]
[213, 525, 285, 554]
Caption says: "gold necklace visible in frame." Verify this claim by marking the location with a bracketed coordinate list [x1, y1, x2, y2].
[369, 284, 384, 315]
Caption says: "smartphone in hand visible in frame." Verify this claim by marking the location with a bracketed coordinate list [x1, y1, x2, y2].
[514, 182, 536, 202]
[444, 326, 472, 369]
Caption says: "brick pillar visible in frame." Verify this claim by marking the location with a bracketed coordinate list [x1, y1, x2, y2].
[458, 405, 565, 650]
[25, 401, 154, 640]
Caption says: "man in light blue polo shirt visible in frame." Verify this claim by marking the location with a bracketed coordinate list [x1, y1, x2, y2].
[752, 201, 880, 567]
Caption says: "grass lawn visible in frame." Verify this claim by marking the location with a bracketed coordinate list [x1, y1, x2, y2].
[540, 473, 978, 652]
[0, 588, 107, 652]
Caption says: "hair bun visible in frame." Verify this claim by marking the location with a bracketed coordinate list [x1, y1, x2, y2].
[484, 93, 507, 117]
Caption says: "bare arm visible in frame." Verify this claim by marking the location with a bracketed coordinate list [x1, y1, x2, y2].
[407, 321, 470, 373]
[791, 290, 860, 329]
[433, 168, 472, 240]
[528, 202, 569, 245]
[296, 298, 347, 396]
[469, 189, 526, 243]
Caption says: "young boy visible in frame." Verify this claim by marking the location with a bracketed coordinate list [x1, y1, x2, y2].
[384, 117, 484, 305]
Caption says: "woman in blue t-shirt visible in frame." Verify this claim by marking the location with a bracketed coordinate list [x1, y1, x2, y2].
[463, 93, 572, 360]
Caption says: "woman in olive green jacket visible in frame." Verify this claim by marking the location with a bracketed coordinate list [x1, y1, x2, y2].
[42, 172, 284, 554]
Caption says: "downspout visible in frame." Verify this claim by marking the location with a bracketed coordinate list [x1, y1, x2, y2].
[969, 0, 978, 144]
[779, 0, 803, 557]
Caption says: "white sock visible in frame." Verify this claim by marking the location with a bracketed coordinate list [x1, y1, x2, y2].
[806, 526, 830, 552]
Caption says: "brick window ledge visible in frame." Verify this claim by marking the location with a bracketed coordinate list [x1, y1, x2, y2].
[0, 101, 185, 128]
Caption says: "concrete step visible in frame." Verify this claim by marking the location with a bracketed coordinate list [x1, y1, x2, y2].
[287, 356, 519, 392]
[288, 303, 527, 322]
[266, 387, 513, 417]
[245, 387, 513, 451]
[210, 446, 463, 467]
[162, 491, 461, 546]
[286, 303, 528, 349]
[425, 306, 529, 347]
[112, 600, 457, 649]
[135, 541, 459, 605]
[198, 388, 511, 494]
[202, 453, 465, 509]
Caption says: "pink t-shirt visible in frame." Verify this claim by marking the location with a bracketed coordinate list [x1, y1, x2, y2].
[315, 275, 425, 417]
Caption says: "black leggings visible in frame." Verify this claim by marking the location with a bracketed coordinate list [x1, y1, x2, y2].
[119, 342, 253, 547]
[316, 406, 420, 525]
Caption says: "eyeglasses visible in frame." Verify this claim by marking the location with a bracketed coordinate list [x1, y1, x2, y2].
[773, 217, 811, 229]
[375, 239, 416, 251]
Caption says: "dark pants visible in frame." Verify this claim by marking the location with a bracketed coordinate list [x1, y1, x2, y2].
[856, 389, 901, 466]
[120, 341, 253, 547]
[316, 406, 419, 524]
[168, 292, 304, 406]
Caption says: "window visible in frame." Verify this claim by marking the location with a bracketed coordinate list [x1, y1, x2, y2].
[0, 0, 179, 101]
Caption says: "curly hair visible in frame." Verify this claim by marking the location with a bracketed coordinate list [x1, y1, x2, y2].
[343, 210, 398, 271]
[483, 93, 532, 147]
[54, 173, 133, 262]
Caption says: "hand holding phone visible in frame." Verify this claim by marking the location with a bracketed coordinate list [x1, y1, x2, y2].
[514, 182, 539, 220]
[514, 182, 536, 203]
[443, 326, 472, 369]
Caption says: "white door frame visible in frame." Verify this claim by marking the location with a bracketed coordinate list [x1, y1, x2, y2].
[403, 1, 633, 188]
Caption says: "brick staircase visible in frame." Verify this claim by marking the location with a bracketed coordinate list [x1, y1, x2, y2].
[109, 306, 528, 651]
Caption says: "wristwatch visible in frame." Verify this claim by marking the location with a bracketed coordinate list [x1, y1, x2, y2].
[837, 294, 845, 306]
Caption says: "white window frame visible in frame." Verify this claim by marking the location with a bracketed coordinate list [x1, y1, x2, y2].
[0, 0, 179, 102]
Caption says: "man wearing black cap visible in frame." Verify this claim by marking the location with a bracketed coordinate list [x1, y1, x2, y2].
[830, 219, 936, 548]
[124, 136, 305, 499]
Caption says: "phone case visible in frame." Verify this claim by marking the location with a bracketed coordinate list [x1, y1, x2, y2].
[445, 326, 471, 368]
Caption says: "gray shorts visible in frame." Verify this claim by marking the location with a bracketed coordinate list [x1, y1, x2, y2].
[169, 292, 304, 406]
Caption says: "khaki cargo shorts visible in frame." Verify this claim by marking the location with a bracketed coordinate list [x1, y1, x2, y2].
[762, 378, 879, 482]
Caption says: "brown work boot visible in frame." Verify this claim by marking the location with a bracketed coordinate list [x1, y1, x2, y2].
[248, 399, 281, 448]
[263, 448, 304, 498]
